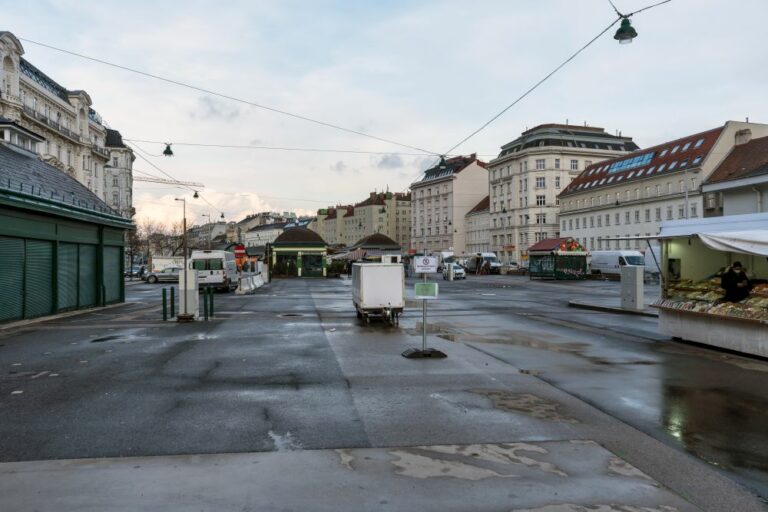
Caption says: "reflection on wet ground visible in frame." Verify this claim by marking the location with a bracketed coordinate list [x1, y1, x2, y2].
[422, 277, 768, 499]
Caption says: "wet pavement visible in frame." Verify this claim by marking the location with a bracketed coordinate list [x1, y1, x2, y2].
[0, 276, 766, 511]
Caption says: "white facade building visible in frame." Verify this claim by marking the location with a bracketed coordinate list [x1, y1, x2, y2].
[487, 124, 637, 265]
[104, 129, 135, 219]
[243, 221, 287, 247]
[701, 134, 768, 217]
[559, 121, 768, 251]
[465, 196, 490, 254]
[0, 31, 133, 217]
[410, 154, 488, 255]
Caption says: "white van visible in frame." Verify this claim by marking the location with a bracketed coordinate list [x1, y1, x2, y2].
[190, 250, 238, 291]
[589, 250, 645, 276]
[467, 252, 502, 274]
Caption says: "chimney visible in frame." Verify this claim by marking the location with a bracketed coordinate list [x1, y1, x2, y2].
[735, 128, 752, 145]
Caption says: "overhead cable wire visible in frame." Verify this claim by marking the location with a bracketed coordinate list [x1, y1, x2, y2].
[19, 37, 440, 156]
[123, 139, 460, 157]
[442, 0, 672, 156]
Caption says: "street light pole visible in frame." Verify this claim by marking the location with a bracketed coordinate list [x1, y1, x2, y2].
[202, 213, 211, 250]
[175, 197, 189, 319]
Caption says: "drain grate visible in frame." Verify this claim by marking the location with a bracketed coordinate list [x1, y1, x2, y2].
[279, 313, 304, 318]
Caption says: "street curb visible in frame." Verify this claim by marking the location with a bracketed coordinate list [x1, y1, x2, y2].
[568, 299, 658, 318]
[0, 303, 128, 331]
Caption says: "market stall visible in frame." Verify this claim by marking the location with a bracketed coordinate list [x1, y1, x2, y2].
[653, 213, 768, 358]
[528, 237, 589, 280]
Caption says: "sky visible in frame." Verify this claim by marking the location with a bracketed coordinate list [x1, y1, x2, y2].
[4, 0, 768, 226]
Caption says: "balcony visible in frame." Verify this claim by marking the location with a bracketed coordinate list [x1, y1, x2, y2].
[22, 105, 81, 143]
[92, 144, 110, 159]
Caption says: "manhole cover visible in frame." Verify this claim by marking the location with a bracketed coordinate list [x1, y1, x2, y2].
[279, 313, 304, 318]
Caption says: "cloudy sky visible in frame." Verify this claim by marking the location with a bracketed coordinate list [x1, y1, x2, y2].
[5, 0, 768, 225]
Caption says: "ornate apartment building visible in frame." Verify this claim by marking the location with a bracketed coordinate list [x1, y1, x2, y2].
[487, 124, 637, 265]
[316, 191, 411, 248]
[0, 31, 134, 219]
[410, 154, 488, 255]
[559, 121, 768, 251]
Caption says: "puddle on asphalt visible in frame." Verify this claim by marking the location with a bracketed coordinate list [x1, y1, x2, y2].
[90, 335, 122, 343]
[471, 389, 579, 423]
[388, 443, 567, 480]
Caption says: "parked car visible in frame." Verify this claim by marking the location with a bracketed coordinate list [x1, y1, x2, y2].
[442, 263, 466, 280]
[124, 265, 142, 277]
[144, 266, 182, 284]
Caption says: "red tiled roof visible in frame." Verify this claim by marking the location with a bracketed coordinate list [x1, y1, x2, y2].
[560, 126, 724, 197]
[528, 237, 584, 252]
[705, 135, 768, 184]
[466, 196, 490, 215]
[343, 206, 355, 218]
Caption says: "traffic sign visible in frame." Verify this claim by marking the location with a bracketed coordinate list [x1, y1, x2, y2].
[414, 282, 438, 300]
[413, 256, 438, 273]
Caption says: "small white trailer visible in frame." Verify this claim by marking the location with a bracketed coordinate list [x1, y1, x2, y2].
[352, 263, 405, 325]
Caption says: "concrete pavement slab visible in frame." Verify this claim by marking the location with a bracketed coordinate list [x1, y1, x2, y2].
[0, 441, 697, 512]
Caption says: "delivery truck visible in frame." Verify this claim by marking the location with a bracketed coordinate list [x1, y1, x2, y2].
[352, 262, 405, 325]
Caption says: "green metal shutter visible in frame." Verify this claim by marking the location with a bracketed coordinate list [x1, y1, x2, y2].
[0, 236, 24, 322]
[58, 243, 78, 311]
[24, 240, 54, 319]
[78, 244, 97, 308]
[103, 246, 121, 304]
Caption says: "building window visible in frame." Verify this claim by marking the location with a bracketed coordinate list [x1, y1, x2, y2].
[536, 195, 546, 206]
[605, 214, 610, 226]
[112, 177, 118, 186]
[555, 158, 561, 169]
[535, 176, 545, 188]
[635, 210, 640, 223]
[655, 207, 662, 221]
[569, 219, 573, 230]
[615, 213, 621, 225]
[597, 216, 602, 228]
[625, 211, 631, 224]
[562, 221, 566, 231]
[536, 159, 545, 170]
[666, 206, 673, 220]
[570, 159, 578, 170]
[576, 218, 580, 229]
[589, 217, 594, 228]
[536, 213, 546, 224]
[555, 176, 561, 188]
[645, 209, 650, 222]
[678, 204, 685, 218]
[691, 203, 698, 217]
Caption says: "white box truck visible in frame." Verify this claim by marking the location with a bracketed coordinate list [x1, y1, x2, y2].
[352, 262, 405, 325]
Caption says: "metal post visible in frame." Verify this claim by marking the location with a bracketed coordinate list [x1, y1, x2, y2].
[203, 289, 209, 321]
[175, 197, 193, 322]
[170, 287, 175, 317]
[208, 286, 214, 317]
[162, 288, 167, 321]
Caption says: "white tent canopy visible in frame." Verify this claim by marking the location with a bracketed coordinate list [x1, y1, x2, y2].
[697, 231, 768, 256]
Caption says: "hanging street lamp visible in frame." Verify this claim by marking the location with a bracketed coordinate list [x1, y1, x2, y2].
[163, 143, 174, 156]
[614, 17, 638, 44]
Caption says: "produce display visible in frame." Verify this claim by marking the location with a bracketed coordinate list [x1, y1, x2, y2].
[653, 276, 768, 321]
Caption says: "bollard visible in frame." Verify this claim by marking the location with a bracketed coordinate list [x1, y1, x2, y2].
[208, 287, 214, 317]
[203, 289, 209, 321]
[162, 288, 168, 321]
[170, 287, 175, 318]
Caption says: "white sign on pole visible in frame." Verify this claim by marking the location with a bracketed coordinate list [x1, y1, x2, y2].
[413, 256, 438, 273]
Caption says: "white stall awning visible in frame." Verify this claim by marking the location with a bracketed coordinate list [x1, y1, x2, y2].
[697, 231, 768, 257]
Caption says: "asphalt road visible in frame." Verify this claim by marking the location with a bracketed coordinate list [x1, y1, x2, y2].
[1, 275, 767, 511]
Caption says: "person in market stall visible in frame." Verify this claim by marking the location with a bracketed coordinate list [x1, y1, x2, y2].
[721, 261, 751, 302]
